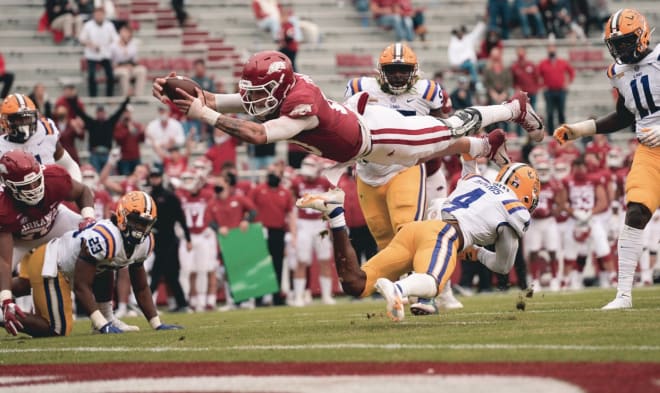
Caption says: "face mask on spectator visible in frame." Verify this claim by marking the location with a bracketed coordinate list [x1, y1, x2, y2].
[267, 173, 280, 187]
[214, 185, 224, 194]
[226, 172, 237, 186]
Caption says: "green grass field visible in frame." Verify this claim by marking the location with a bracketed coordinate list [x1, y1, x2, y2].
[3, 286, 660, 365]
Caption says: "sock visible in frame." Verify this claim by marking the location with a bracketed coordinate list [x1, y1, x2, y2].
[470, 105, 513, 126]
[206, 294, 217, 308]
[117, 302, 127, 315]
[97, 301, 114, 321]
[167, 296, 176, 310]
[196, 294, 206, 310]
[617, 225, 645, 296]
[224, 286, 234, 306]
[319, 276, 333, 299]
[293, 278, 306, 300]
[396, 273, 437, 298]
[468, 137, 489, 158]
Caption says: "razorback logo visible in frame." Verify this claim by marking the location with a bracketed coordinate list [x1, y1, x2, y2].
[289, 104, 312, 117]
[267, 61, 287, 75]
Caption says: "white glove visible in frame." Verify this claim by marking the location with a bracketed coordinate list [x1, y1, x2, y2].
[637, 126, 660, 148]
[572, 208, 592, 224]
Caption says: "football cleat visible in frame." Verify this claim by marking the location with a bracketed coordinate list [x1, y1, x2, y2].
[601, 294, 632, 310]
[410, 298, 439, 316]
[375, 278, 405, 322]
[437, 282, 464, 310]
[295, 188, 345, 216]
[503, 91, 545, 142]
[450, 108, 482, 137]
[486, 129, 511, 167]
[111, 318, 140, 332]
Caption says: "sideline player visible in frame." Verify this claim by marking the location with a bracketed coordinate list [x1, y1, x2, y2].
[553, 8, 659, 309]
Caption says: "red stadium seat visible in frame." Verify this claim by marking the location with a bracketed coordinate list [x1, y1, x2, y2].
[569, 48, 608, 72]
[335, 53, 375, 78]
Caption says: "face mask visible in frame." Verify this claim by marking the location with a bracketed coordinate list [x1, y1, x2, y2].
[226, 172, 237, 186]
[214, 135, 227, 144]
[214, 185, 224, 194]
[548, 52, 556, 59]
[267, 173, 281, 187]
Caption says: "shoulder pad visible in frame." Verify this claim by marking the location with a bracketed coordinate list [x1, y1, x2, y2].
[422, 80, 439, 102]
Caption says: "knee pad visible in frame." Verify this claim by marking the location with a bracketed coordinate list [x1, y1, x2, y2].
[625, 202, 652, 229]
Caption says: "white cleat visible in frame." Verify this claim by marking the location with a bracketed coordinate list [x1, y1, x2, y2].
[112, 318, 140, 332]
[437, 283, 464, 310]
[503, 91, 545, 142]
[295, 188, 345, 216]
[375, 278, 405, 322]
[601, 294, 632, 310]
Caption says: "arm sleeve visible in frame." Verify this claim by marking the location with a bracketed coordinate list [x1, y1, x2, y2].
[263, 116, 319, 143]
[476, 226, 519, 274]
[214, 93, 244, 113]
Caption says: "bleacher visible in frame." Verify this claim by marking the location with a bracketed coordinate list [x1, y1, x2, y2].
[2, 0, 658, 162]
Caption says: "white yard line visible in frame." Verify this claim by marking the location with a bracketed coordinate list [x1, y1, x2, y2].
[2, 343, 660, 354]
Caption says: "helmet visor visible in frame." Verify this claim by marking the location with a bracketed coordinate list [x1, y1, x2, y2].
[381, 64, 415, 92]
[238, 79, 280, 118]
[606, 33, 638, 63]
[125, 212, 156, 243]
[5, 111, 38, 142]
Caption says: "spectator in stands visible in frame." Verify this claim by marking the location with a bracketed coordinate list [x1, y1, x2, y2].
[0, 53, 14, 99]
[450, 75, 474, 110]
[447, 20, 486, 89]
[477, 27, 503, 69]
[540, 0, 584, 40]
[397, 0, 422, 41]
[145, 104, 186, 170]
[353, 0, 371, 27]
[279, 8, 300, 72]
[172, 0, 190, 27]
[487, 0, 510, 39]
[110, 25, 147, 97]
[252, 0, 282, 42]
[28, 83, 53, 119]
[205, 129, 239, 175]
[249, 163, 295, 306]
[113, 104, 145, 175]
[482, 47, 513, 131]
[538, 43, 575, 133]
[53, 104, 85, 163]
[370, 0, 413, 42]
[55, 83, 84, 120]
[68, 95, 130, 172]
[514, 0, 546, 38]
[511, 46, 541, 136]
[46, 0, 83, 45]
[153, 138, 193, 181]
[78, 6, 118, 97]
[190, 59, 215, 142]
[76, 0, 95, 22]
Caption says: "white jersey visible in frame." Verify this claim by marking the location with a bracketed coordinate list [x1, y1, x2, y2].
[45, 219, 154, 281]
[344, 77, 447, 186]
[440, 174, 530, 248]
[0, 116, 60, 164]
[608, 43, 660, 133]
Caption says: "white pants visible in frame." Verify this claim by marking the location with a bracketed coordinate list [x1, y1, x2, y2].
[563, 218, 611, 260]
[425, 166, 448, 201]
[292, 218, 332, 267]
[525, 216, 560, 254]
[643, 209, 660, 252]
[179, 229, 218, 274]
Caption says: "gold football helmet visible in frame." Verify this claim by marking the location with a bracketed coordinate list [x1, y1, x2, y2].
[496, 163, 541, 212]
[604, 9, 652, 64]
[377, 42, 419, 94]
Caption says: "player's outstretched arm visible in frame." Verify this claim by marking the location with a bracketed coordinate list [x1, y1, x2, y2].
[476, 226, 519, 274]
[554, 94, 634, 144]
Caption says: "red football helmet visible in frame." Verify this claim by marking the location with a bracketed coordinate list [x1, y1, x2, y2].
[0, 150, 45, 205]
[180, 170, 203, 193]
[534, 158, 553, 183]
[573, 223, 591, 242]
[81, 164, 99, 190]
[238, 51, 295, 119]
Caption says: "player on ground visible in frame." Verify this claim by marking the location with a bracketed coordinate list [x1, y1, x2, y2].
[153, 51, 544, 185]
[13, 191, 182, 336]
[553, 8, 659, 309]
[0, 93, 81, 180]
[296, 156, 539, 321]
[0, 150, 95, 336]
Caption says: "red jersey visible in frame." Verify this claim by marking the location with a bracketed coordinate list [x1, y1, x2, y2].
[281, 74, 364, 163]
[564, 176, 600, 211]
[533, 180, 560, 219]
[585, 140, 611, 168]
[92, 188, 113, 220]
[206, 193, 255, 229]
[250, 183, 293, 229]
[177, 188, 214, 234]
[164, 155, 188, 179]
[338, 173, 366, 227]
[205, 135, 238, 176]
[291, 175, 332, 219]
[0, 165, 72, 240]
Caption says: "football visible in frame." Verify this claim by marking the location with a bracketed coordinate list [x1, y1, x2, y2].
[162, 76, 204, 103]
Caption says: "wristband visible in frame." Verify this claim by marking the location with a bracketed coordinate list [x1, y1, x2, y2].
[81, 207, 95, 219]
[0, 290, 12, 303]
[90, 310, 109, 330]
[328, 208, 346, 229]
[568, 119, 597, 137]
[200, 106, 221, 127]
[149, 316, 162, 329]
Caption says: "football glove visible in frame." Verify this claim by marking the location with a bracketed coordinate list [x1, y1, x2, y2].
[637, 126, 660, 148]
[98, 321, 124, 334]
[553, 119, 596, 145]
[2, 299, 25, 336]
[156, 323, 184, 331]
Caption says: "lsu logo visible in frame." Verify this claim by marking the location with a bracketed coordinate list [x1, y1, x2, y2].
[267, 61, 287, 75]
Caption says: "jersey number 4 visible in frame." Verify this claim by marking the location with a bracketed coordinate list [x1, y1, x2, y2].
[631, 75, 658, 119]
[443, 189, 486, 213]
